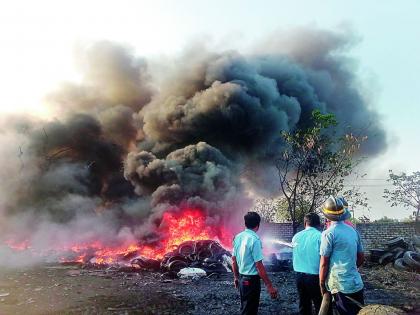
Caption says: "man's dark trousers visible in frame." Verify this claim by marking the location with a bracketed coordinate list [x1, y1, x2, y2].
[296, 272, 322, 315]
[333, 289, 364, 315]
[239, 274, 261, 315]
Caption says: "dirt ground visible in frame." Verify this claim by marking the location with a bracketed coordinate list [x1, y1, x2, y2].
[0, 264, 418, 315]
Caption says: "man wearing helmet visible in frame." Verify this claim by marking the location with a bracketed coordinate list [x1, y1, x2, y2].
[319, 196, 365, 315]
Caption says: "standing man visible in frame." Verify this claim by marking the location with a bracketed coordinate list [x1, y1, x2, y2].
[232, 211, 278, 315]
[319, 196, 365, 315]
[292, 213, 322, 315]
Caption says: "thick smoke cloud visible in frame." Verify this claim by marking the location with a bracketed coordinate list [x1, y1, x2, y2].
[140, 42, 385, 159]
[125, 142, 237, 208]
[48, 41, 153, 113]
[0, 28, 387, 265]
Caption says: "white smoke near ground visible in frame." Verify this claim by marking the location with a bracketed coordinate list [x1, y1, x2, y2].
[0, 28, 387, 267]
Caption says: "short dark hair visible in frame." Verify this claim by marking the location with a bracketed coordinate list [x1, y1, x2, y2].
[244, 212, 261, 229]
[304, 212, 320, 227]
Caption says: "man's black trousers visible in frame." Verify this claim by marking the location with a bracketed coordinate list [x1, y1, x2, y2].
[333, 289, 364, 315]
[296, 272, 322, 315]
[239, 274, 261, 315]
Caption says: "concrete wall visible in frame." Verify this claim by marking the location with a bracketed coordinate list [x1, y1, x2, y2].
[260, 222, 294, 242]
[261, 221, 417, 251]
[355, 222, 416, 250]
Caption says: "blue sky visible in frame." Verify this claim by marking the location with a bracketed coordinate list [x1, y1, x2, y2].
[0, 0, 419, 219]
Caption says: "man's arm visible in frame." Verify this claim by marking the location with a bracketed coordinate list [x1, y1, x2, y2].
[256, 261, 278, 299]
[319, 231, 333, 295]
[319, 256, 330, 295]
[232, 256, 240, 289]
[356, 231, 364, 268]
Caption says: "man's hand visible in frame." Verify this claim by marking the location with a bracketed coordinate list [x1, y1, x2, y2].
[320, 282, 327, 296]
[255, 261, 278, 299]
[232, 257, 240, 290]
[234, 277, 239, 289]
[319, 256, 330, 296]
[267, 284, 278, 299]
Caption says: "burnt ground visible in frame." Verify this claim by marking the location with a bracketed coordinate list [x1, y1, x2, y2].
[0, 264, 418, 315]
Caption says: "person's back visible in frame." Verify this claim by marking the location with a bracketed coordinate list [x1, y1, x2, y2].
[292, 227, 321, 275]
[321, 222, 363, 294]
[234, 229, 262, 275]
[292, 213, 322, 315]
[232, 212, 278, 315]
[320, 196, 365, 315]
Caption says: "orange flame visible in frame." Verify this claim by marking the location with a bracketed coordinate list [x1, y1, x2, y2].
[138, 208, 232, 259]
[4, 239, 30, 250]
[5, 207, 232, 265]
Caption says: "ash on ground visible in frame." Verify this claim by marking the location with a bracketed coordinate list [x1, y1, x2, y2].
[0, 265, 418, 315]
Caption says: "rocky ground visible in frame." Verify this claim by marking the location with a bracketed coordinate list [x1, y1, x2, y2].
[0, 264, 418, 315]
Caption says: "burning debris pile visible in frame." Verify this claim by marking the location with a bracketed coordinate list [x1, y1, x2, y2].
[369, 236, 420, 272]
[0, 28, 388, 266]
[4, 207, 234, 273]
[132, 240, 232, 278]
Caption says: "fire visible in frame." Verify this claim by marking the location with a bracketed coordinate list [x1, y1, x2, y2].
[4, 207, 232, 265]
[4, 239, 30, 251]
[138, 208, 232, 259]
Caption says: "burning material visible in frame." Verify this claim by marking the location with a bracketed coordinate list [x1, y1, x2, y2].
[3, 207, 233, 277]
[132, 239, 232, 277]
[136, 208, 232, 260]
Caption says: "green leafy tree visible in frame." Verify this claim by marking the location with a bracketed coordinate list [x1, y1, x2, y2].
[276, 110, 367, 233]
[383, 170, 420, 233]
[251, 197, 296, 223]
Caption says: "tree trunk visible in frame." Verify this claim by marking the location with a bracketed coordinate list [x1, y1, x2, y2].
[292, 221, 298, 235]
[416, 205, 420, 235]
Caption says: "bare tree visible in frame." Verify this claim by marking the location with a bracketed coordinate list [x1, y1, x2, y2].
[383, 170, 420, 233]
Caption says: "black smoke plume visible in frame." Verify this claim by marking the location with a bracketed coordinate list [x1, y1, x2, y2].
[0, 29, 387, 264]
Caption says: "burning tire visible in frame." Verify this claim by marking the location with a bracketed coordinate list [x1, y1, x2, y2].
[178, 242, 195, 256]
[166, 255, 188, 264]
[187, 253, 198, 262]
[131, 239, 232, 277]
[167, 260, 188, 272]
[209, 242, 225, 256]
[197, 249, 213, 260]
